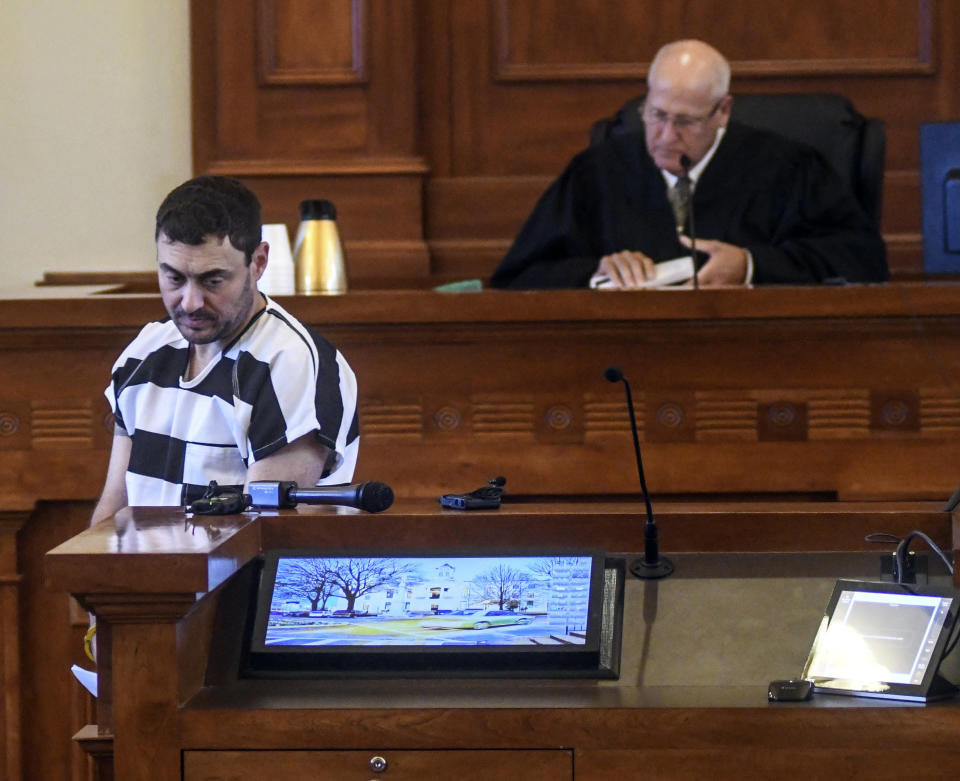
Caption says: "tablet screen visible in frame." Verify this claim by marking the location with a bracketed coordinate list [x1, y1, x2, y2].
[802, 579, 959, 701]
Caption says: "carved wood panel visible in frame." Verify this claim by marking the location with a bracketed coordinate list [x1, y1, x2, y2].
[257, 0, 368, 86]
[492, 0, 932, 81]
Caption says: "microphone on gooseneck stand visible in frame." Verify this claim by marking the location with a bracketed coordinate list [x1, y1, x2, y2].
[604, 366, 674, 579]
[679, 154, 698, 291]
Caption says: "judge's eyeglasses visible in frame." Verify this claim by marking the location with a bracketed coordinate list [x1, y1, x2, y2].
[641, 98, 724, 132]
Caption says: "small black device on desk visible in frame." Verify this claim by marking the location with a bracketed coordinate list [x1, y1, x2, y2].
[768, 679, 813, 702]
[439, 476, 506, 510]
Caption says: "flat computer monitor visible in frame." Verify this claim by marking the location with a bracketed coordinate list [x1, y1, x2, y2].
[244, 550, 623, 679]
[801, 579, 959, 702]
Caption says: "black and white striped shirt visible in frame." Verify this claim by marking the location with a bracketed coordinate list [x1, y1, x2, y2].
[106, 297, 358, 506]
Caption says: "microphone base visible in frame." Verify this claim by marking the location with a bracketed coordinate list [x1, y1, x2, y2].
[629, 555, 674, 580]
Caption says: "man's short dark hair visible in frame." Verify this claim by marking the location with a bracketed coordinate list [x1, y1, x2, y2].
[155, 175, 262, 264]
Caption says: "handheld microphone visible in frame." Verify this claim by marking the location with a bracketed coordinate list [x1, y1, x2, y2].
[604, 366, 674, 579]
[248, 480, 394, 513]
[679, 154, 698, 290]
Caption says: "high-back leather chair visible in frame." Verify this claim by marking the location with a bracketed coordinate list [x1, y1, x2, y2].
[588, 93, 885, 228]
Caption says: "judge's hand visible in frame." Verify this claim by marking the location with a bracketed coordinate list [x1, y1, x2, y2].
[597, 250, 657, 289]
[679, 236, 749, 286]
[680, 236, 747, 287]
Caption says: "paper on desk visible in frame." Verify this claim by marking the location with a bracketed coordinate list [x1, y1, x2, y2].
[591, 256, 695, 288]
[71, 664, 98, 697]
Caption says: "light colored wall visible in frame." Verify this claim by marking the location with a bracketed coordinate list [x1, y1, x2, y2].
[0, 1, 191, 291]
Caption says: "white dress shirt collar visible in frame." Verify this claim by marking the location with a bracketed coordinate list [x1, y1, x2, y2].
[660, 126, 726, 189]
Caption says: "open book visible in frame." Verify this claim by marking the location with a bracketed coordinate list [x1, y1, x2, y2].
[590, 256, 695, 289]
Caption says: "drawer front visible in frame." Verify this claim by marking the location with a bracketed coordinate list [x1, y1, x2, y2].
[183, 749, 572, 780]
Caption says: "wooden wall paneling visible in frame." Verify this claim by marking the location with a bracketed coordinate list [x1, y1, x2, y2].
[934, 0, 960, 117]
[189, 0, 217, 173]
[415, 0, 454, 178]
[190, 1, 960, 284]
[475, 0, 933, 170]
[364, 0, 419, 156]
[493, 0, 929, 80]
[205, 0, 372, 160]
[243, 171, 431, 283]
[450, 1, 633, 176]
[191, 0, 430, 283]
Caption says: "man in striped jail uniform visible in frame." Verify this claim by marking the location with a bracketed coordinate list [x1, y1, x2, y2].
[90, 175, 359, 522]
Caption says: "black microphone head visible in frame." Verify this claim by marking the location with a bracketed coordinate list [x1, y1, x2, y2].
[604, 365, 624, 383]
[356, 481, 394, 513]
[679, 154, 692, 172]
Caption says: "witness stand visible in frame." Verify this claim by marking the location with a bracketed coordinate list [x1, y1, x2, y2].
[46, 500, 960, 781]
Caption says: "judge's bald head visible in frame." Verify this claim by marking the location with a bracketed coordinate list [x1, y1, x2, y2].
[648, 40, 730, 103]
[643, 40, 733, 175]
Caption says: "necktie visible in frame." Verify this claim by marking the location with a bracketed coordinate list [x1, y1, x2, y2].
[668, 176, 691, 230]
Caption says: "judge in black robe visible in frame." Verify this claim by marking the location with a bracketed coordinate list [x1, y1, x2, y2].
[489, 121, 888, 289]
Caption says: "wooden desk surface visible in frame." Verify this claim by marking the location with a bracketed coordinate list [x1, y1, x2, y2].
[4, 279, 960, 326]
[45, 498, 958, 595]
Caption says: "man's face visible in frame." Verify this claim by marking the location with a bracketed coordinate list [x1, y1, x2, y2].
[643, 82, 730, 175]
[157, 233, 267, 347]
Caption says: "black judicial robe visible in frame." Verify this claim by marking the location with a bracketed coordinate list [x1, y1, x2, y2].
[489, 121, 888, 289]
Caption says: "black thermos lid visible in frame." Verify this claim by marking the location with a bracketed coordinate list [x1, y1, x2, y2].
[298, 199, 337, 220]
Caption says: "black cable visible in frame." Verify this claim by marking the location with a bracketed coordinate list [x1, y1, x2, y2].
[893, 530, 954, 584]
[867, 530, 955, 582]
[865, 529, 959, 674]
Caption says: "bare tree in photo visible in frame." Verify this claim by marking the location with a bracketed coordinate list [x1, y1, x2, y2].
[528, 556, 585, 578]
[474, 562, 526, 609]
[276, 559, 338, 612]
[327, 557, 419, 612]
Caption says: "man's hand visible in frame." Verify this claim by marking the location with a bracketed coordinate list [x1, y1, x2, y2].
[679, 236, 748, 286]
[596, 250, 657, 289]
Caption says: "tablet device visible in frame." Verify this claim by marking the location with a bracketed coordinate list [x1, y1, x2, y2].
[801, 579, 959, 702]
[244, 549, 622, 679]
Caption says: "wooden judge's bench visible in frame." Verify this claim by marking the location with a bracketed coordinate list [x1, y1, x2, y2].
[5, 282, 960, 779]
[6, 282, 960, 504]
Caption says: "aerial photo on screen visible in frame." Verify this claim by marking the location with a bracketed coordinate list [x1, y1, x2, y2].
[262, 554, 594, 648]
